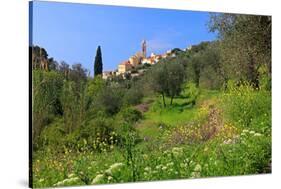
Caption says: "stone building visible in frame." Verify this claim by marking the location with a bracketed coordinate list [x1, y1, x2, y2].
[117, 61, 132, 74]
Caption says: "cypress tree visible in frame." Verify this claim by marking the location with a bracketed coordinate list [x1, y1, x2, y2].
[94, 46, 103, 76]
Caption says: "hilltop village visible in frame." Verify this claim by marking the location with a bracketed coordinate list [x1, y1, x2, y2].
[102, 40, 191, 80]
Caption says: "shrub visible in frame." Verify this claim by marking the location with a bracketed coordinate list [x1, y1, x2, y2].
[37, 118, 66, 151]
[79, 115, 119, 152]
[124, 87, 144, 106]
[120, 108, 143, 123]
[223, 80, 271, 133]
[95, 86, 124, 115]
[182, 82, 200, 106]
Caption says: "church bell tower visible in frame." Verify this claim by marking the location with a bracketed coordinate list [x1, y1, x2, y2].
[141, 40, 147, 58]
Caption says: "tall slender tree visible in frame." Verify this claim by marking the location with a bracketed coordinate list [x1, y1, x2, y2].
[94, 46, 103, 76]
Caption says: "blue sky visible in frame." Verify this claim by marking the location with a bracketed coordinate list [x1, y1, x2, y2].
[31, 1, 217, 74]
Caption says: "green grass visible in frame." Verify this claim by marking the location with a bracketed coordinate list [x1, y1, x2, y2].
[137, 89, 220, 138]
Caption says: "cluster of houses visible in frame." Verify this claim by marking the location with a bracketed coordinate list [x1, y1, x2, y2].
[102, 40, 190, 80]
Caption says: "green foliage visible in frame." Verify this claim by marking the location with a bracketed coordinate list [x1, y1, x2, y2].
[86, 76, 106, 108]
[209, 14, 271, 87]
[60, 80, 87, 133]
[182, 82, 200, 106]
[123, 85, 144, 106]
[222, 81, 271, 134]
[120, 108, 143, 123]
[94, 85, 124, 115]
[147, 58, 185, 107]
[32, 70, 64, 148]
[184, 41, 224, 89]
[94, 46, 103, 76]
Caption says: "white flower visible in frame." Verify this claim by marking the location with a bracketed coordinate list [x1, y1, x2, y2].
[194, 164, 202, 172]
[144, 167, 151, 172]
[104, 162, 124, 176]
[191, 171, 201, 178]
[223, 138, 233, 144]
[167, 162, 174, 167]
[107, 176, 113, 181]
[191, 165, 201, 178]
[110, 163, 124, 170]
[104, 169, 112, 176]
[54, 177, 80, 186]
[53, 181, 63, 186]
[254, 133, 262, 137]
[162, 166, 167, 171]
[91, 174, 104, 184]
[172, 147, 184, 157]
[68, 173, 75, 178]
[156, 165, 162, 169]
[152, 170, 158, 174]
[242, 129, 249, 133]
[250, 131, 255, 134]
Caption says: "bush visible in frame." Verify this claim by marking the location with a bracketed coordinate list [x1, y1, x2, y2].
[124, 87, 144, 106]
[78, 115, 119, 152]
[223, 80, 271, 134]
[120, 108, 143, 123]
[37, 118, 66, 151]
[95, 86, 124, 115]
[182, 82, 200, 106]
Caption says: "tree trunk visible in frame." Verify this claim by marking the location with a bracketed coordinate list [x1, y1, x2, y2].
[170, 95, 174, 105]
[162, 93, 166, 108]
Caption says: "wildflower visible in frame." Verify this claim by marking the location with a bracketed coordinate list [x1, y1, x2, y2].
[68, 173, 75, 178]
[92, 174, 104, 184]
[104, 169, 112, 176]
[250, 131, 255, 134]
[194, 164, 202, 172]
[223, 139, 233, 144]
[254, 133, 262, 137]
[107, 176, 113, 181]
[152, 170, 158, 174]
[242, 129, 249, 133]
[191, 171, 200, 178]
[167, 162, 174, 167]
[189, 160, 194, 166]
[110, 162, 124, 170]
[105, 162, 124, 176]
[143, 154, 148, 160]
[144, 167, 151, 172]
[180, 163, 185, 168]
[172, 147, 184, 157]
[162, 166, 167, 171]
[156, 165, 162, 169]
[53, 181, 63, 186]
